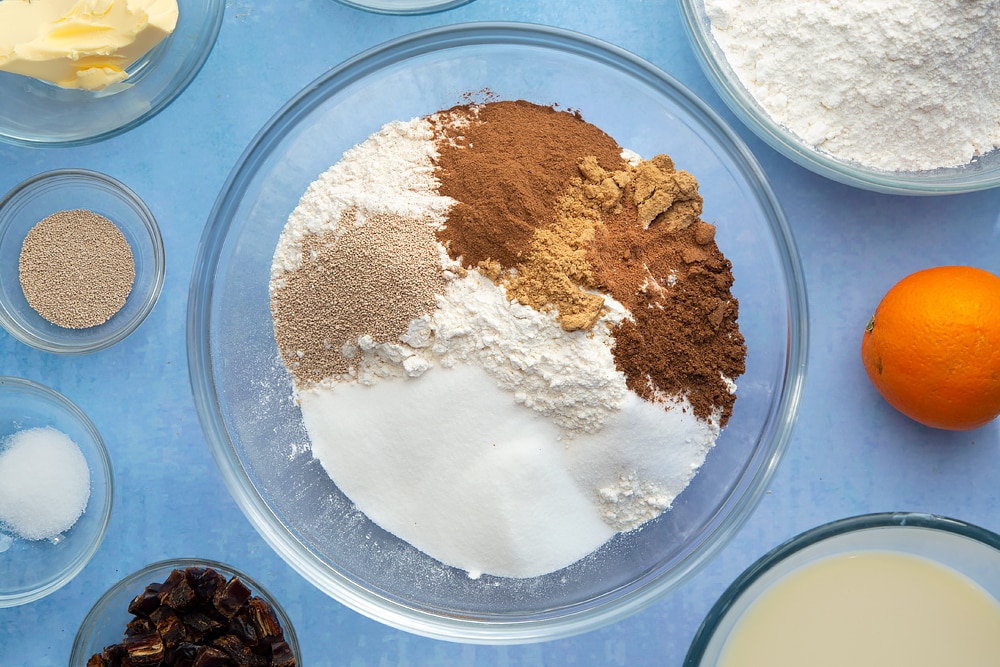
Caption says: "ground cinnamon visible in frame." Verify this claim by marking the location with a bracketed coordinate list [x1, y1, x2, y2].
[432, 100, 626, 269]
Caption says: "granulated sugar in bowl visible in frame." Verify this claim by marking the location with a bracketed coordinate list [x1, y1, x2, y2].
[0, 376, 113, 608]
[188, 22, 807, 643]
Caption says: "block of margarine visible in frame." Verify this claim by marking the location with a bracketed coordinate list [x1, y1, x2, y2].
[0, 0, 179, 91]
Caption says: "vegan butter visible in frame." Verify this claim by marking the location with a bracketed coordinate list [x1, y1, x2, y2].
[0, 0, 179, 91]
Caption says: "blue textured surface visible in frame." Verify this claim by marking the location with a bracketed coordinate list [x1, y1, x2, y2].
[2, 1, 999, 665]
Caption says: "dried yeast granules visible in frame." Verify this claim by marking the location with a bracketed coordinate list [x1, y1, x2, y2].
[19, 208, 135, 329]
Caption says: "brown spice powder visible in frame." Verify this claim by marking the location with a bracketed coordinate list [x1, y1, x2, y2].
[270, 208, 445, 387]
[433, 101, 745, 424]
[501, 187, 605, 332]
[432, 100, 627, 270]
[595, 213, 745, 425]
[632, 154, 703, 230]
[18, 209, 135, 329]
[582, 158, 745, 424]
[503, 154, 709, 333]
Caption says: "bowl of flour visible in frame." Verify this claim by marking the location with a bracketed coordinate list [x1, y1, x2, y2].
[680, 0, 1000, 194]
[188, 23, 808, 643]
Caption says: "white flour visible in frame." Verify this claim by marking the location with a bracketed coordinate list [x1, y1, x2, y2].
[325, 269, 633, 434]
[430, 271, 632, 433]
[271, 118, 452, 284]
[272, 114, 722, 578]
[706, 0, 1000, 171]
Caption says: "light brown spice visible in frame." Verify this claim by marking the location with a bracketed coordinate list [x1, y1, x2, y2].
[18, 209, 134, 329]
[498, 161, 619, 331]
[269, 208, 445, 387]
[503, 154, 707, 333]
[632, 154, 703, 230]
[501, 186, 604, 332]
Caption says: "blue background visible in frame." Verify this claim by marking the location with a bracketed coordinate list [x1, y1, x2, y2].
[2, 1, 1000, 665]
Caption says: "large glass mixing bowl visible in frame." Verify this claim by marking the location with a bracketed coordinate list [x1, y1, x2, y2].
[187, 22, 808, 643]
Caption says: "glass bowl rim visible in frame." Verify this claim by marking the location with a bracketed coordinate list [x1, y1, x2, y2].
[676, 0, 1000, 196]
[0, 0, 225, 149]
[187, 20, 809, 643]
[0, 375, 114, 608]
[683, 512, 1000, 665]
[0, 167, 166, 355]
[69, 556, 301, 665]
[332, 0, 476, 15]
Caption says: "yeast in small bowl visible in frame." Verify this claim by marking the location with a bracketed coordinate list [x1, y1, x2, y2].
[0, 169, 164, 354]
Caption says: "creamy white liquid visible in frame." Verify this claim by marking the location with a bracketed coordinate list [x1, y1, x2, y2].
[719, 550, 1000, 667]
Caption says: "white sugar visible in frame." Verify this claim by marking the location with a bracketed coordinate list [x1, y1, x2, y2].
[299, 363, 617, 579]
[0, 426, 91, 541]
[300, 363, 717, 578]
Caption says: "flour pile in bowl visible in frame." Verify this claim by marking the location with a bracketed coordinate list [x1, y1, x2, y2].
[705, 0, 1000, 172]
[269, 100, 746, 579]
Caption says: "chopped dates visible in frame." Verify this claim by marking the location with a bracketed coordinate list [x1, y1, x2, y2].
[86, 567, 296, 667]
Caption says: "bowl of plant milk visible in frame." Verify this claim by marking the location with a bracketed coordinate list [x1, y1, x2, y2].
[685, 513, 1000, 667]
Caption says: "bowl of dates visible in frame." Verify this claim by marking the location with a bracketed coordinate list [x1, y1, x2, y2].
[70, 558, 299, 667]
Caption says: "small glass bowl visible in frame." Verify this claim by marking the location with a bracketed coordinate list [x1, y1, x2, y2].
[0, 0, 224, 147]
[678, 0, 1000, 195]
[70, 558, 301, 667]
[333, 0, 475, 14]
[0, 169, 165, 355]
[0, 376, 113, 608]
[685, 513, 1000, 666]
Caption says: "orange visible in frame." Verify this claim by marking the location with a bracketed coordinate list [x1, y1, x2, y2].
[861, 265, 1000, 431]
